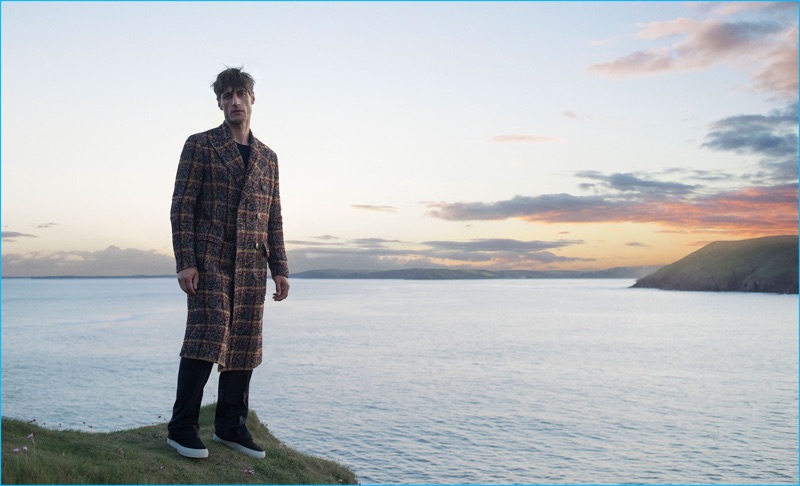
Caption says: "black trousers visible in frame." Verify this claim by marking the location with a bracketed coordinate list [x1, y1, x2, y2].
[167, 357, 254, 442]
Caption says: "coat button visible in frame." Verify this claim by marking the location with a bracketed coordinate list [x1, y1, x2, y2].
[261, 184, 267, 192]
[256, 213, 262, 220]
[254, 242, 260, 249]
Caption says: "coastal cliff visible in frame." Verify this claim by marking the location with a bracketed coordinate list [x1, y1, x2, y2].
[1, 404, 357, 484]
[632, 235, 798, 294]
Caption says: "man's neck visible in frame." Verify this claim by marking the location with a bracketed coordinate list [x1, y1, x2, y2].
[226, 121, 251, 145]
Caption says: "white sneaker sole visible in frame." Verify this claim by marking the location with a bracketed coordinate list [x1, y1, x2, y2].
[167, 438, 209, 459]
[212, 434, 266, 459]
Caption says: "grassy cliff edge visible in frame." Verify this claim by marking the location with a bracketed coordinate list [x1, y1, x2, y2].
[2, 404, 358, 484]
[632, 235, 798, 294]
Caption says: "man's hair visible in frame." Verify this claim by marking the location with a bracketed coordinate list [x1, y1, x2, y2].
[212, 66, 255, 100]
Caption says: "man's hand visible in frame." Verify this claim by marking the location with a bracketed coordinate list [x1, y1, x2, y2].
[177, 266, 199, 296]
[272, 275, 290, 301]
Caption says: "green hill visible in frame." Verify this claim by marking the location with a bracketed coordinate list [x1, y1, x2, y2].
[1, 404, 357, 484]
[632, 235, 798, 294]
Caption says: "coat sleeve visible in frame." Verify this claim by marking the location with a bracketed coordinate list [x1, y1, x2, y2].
[171, 134, 205, 273]
[267, 153, 290, 277]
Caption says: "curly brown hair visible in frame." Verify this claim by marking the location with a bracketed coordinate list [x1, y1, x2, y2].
[212, 66, 255, 100]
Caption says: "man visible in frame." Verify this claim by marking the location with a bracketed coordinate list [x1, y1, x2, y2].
[167, 67, 290, 460]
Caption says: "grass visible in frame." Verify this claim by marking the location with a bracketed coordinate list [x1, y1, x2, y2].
[634, 234, 798, 293]
[672, 235, 798, 279]
[2, 404, 358, 484]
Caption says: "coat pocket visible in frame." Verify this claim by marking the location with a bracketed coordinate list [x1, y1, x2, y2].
[194, 227, 225, 273]
[195, 223, 225, 244]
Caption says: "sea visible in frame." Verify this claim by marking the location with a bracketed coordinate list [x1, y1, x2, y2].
[1, 277, 797, 484]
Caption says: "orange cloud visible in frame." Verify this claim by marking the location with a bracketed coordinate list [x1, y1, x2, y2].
[427, 184, 797, 236]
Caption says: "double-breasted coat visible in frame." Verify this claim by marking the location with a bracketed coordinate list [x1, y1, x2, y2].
[170, 122, 289, 371]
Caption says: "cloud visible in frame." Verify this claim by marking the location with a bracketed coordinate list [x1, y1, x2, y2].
[289, 237, 427, 269]
[427, 193, 625, 222]
[2, 231, 37, 242]
[588, 19, 784, 74]
[426, 183, 797, 235]
[422, 239, 577, 252]
[2, 246, 174, 277]
[576, 171, 699, 197]
[4, 224, 57, 243]
[693, 2, 799, 18]
[587, 4, 798, 98]
[488, 135, 560, 143]
[702, 104, 798, 157]
[8, 238, 582, 276]
[755, 158, 798, 183]
[351, 238, 403, 248]
[285, 235, 342, 245]
[286, 236, 590, 272]
[626, 242, 649, 248]
[680, 169, 735, 183]
[288, 245, 429, 272]
[671, 184, 798, 232]
[752, 27, 798, 97]
[419, 238, 589, 266]
[702, 104, 799, 182]
[285, 239, 337, 247]
[429, 104, 798, 235]
[352, 204, 397, 212]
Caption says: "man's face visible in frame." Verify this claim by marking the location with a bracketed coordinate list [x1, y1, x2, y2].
[218, 86, 255, 126]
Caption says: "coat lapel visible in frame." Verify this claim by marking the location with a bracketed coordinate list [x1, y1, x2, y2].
[209, 123, 247, 185]
[242, 136, 270, 200]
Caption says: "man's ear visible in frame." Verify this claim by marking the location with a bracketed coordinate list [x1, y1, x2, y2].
[251, 92, 256, 105]
[217, 98, 222, 110]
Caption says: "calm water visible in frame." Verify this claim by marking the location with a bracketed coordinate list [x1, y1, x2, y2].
[2, 277, 797, 483]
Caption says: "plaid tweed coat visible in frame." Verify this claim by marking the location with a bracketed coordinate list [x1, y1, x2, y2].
[170, 122, 289, 371]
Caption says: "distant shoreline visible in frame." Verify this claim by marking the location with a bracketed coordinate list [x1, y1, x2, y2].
[2, 265, 662, 280]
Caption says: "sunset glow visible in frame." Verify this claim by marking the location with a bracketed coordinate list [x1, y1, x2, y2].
[2, 2, 797, 276]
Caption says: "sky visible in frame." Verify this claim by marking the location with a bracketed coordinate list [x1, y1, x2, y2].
[1, 1, 798, 277]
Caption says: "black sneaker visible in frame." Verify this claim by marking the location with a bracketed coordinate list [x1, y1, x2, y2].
[167, 436, 209, 459]
[212, 434, 266, 459]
